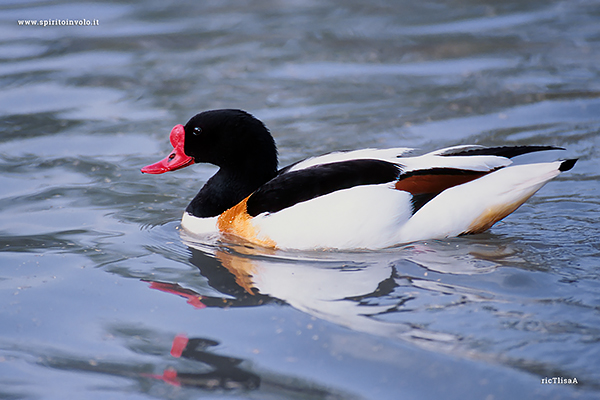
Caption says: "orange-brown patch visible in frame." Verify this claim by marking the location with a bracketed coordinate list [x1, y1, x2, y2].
[463, 196, 533, 234]
[217, 197, 277, 248]
[215, 250, 258, 295]
[215, 245, 279, 295]
[395, 172, 487, 194]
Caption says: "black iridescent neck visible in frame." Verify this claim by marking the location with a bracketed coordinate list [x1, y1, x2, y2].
[186, 165, 277, 218]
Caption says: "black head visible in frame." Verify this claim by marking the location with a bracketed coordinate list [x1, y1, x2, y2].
[142, 109, 280, 218]
[183, 109, 278, 173]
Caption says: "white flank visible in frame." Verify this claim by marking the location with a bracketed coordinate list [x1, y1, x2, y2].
[400, 146, 513, 172]
[429, 144, 485, 155]
[252, 183, 413, 249]
[288, 147, 412, 172]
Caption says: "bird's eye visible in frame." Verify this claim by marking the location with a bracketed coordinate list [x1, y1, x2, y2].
[193, 126, 202, 135]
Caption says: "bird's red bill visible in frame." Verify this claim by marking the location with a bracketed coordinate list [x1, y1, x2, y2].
[141, 124, 195, 174]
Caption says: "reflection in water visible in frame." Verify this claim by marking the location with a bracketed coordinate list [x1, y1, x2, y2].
[150, 233, 521, 353]
[28, 325, 357, 399]
[148, 334, 260, 390]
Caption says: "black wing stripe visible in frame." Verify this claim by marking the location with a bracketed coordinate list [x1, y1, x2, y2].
[246, 159, 400, 217]
[440, 145, 563, 158]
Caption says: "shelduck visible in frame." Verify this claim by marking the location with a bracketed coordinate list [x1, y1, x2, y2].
[142, 109, 576, 250]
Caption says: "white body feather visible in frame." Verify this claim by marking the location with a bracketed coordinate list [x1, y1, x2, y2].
[181, 213, 217, 235]
[252, 183, 413, 249]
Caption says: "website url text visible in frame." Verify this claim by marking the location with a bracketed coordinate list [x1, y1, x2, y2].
[17, 19, 99, 27]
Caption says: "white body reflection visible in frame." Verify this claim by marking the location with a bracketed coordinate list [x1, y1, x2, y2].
[179, 230, 519, 351]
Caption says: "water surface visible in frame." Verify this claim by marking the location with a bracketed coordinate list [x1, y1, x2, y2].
[1, 1, 599, 399]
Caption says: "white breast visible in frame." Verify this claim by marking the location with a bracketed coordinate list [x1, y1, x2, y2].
[181, 212, 218, 235]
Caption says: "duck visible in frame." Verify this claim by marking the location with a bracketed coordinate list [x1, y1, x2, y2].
[142, 109, 576, 250]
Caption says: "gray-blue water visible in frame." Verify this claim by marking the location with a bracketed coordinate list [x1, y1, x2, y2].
[1, 1, 599, 399]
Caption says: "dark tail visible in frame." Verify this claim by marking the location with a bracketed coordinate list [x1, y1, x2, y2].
[559, 159, 577, 172]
